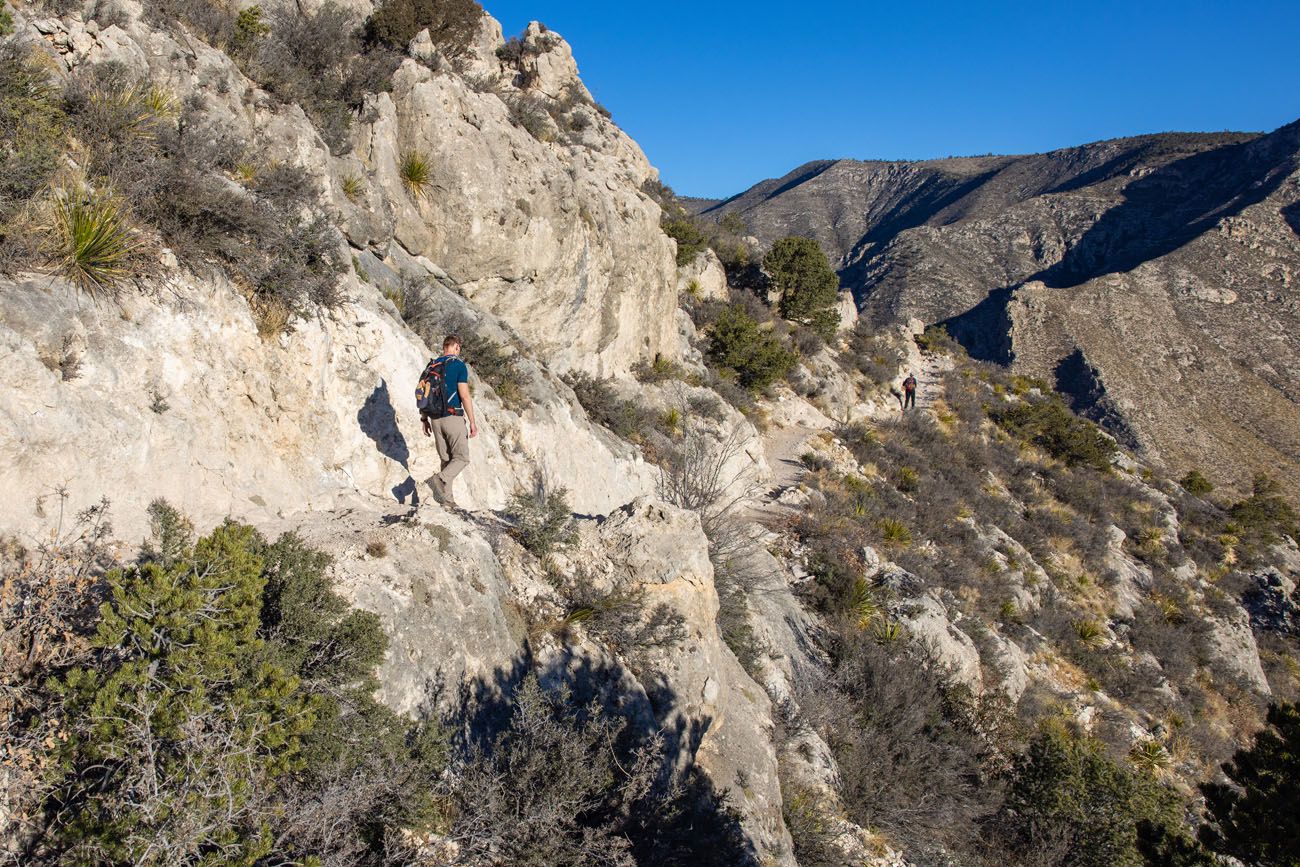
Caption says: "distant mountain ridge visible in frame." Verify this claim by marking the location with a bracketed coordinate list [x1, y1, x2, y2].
[696, 124, 1300, 492]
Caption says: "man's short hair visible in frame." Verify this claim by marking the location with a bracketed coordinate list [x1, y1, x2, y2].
[443, 334, 462, 350]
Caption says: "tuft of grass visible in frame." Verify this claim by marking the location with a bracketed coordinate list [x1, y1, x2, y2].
[381, 286, 403, 313]
[631, 355, 686, 384]
[1073, 618, 1105, 646]
[399, 150, 432, 198]
[48, 190, 145, 294]
[251, 294, 293, 337]
[341, 173, 365, 202]
[878, 517, 912, 549]
[873, 619, 904, 644]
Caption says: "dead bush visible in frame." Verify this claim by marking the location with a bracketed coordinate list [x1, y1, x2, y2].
[794, 633, 1007, 859]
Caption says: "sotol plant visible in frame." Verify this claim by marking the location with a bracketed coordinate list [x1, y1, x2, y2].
[400, 150, 432, 198]
[48, 189, 145, 293]
[341, 173, 366, 202]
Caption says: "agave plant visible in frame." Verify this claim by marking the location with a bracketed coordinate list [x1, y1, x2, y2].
[48, 189, 145, 294]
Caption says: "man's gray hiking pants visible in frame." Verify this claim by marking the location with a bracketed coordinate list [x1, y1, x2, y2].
[429, 415, 470, 487]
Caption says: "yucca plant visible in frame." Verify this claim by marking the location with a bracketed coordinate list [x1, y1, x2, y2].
[877, 517, 912, 549]
[873, 619, 903, 644]
[48, 190, 144, 294]
[1073, 618, 1105, 646]
[1129, 738, 1172, 773]
[563, 607, 595, 625]
[849, 576, 880, 630]
[341, 173, 365, 202]
[87, 84, 163, 144]
[144, 85, 178, 117]
[399, 150, 432, 198]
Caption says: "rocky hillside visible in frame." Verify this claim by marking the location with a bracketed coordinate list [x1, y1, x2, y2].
[696, 127, 1300, 494]
[2, 2, 1299, 866]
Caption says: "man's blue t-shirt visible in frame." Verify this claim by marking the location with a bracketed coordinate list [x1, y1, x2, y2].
[436, 355, 469, 410]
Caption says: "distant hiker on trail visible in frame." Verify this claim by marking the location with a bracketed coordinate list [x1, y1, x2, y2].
[416, 334, 478, 508]
[902, 371, 917, 411]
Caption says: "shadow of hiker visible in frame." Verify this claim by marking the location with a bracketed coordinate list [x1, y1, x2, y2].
[357, 379, 418, 504]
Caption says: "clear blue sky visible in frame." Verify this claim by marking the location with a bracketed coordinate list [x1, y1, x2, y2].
[485, 1, 1300, 199]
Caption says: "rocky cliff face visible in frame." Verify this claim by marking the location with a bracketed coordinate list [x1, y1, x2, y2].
[33, 1, 679, 378]
[698, 127, 1300, 493]
[1, 3, 792, 861]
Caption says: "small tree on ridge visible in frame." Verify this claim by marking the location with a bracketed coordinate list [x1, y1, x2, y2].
[763, 236, 841, 341]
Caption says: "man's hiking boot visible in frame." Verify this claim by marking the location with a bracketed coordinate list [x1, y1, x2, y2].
[428, 475, 455, 508]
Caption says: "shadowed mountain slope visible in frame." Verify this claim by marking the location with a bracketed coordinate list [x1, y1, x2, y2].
[697, 123, 1300, 492]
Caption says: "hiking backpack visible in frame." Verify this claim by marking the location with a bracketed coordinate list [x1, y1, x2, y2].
[415, 357, 459, 419]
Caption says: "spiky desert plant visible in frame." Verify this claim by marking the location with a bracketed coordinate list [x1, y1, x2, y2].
[873, 619, 903, 644]
[86, 83, 165, 144]
[1073, 618, 1105, 647]
[399, 150, 432, 198]
[877, 517, 912, 549]
[48, 189, 144, 294]
[1129, 738, 1172, 773]
[849, 576, 880, 630]
[341, 173, 365, 202]
[144, 85, 178, 117]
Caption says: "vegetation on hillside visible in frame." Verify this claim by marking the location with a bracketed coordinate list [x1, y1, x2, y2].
[1, 501, 441, 863]
[1199, 700, 1300, 866]
[644, 179, 752, 268]
[0, 500, 756, 865]
[363, 0, 483, 55]
[3, 3, 1297, 864]
[781, 341, 1300, 865]
[0, 43, 345, 326]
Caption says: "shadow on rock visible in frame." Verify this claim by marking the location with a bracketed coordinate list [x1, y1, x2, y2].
[357, 379, 419, 503]
[441, 648, 758, 866]
[1039, 122, 1299, 289]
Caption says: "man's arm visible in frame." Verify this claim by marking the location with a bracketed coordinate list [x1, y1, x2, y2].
[458, 381, 478, 437]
